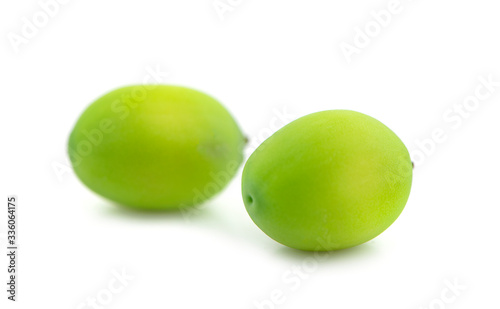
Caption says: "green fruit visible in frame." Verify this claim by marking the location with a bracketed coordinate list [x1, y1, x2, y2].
[242, 110, 412, 251]
[69, 85, 245, 210]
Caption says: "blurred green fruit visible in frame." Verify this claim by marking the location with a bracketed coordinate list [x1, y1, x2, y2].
[69, 85, 245, 210]
[242, 110, 412, 251]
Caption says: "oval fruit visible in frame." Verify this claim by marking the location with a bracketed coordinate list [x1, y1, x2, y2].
[242, 110, 412, 251]
[69, 85, 245, 210]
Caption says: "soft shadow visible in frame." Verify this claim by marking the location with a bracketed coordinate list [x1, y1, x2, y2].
[97, 200, 270, 249]
[98, 201, 217, 222]
[97, 201, 381, 260]
[274, 241, 379, 264]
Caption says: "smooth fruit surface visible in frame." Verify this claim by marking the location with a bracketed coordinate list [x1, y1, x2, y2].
[242, 110, 412, 251]
[69, 85, 245, 210]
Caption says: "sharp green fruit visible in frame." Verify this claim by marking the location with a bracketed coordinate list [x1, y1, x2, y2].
[242, 110, 412, 251]
[69, 85, 245, 210]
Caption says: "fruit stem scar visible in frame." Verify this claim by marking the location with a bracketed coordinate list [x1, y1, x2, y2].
[246, 195, 254, 205]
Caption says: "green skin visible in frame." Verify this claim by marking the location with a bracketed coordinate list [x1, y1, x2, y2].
[69, 85, 245, 210]
[242, 110, 412, 251]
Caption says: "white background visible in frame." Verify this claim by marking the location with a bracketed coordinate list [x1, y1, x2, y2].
[1, 0, 500, 308]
